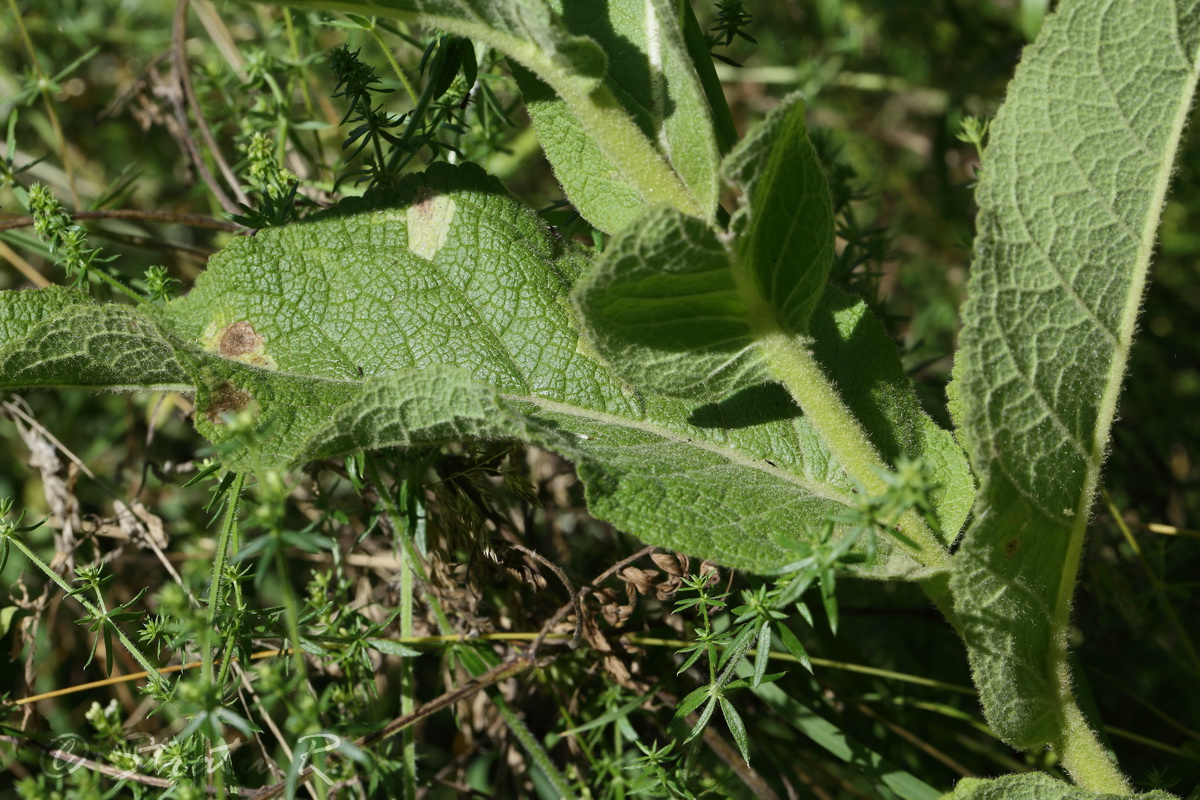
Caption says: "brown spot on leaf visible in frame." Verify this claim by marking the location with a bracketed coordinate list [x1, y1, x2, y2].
[1005, 538, 1020, 558]
[411, 186, 437, 218]
[207, 320, 276, 369]
[219, 321, 263, 358]
[204, 382, 252, 424]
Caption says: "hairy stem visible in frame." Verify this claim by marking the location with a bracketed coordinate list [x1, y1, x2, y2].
[1054, 683, 1131, 793]
[757, 331, 950, 570]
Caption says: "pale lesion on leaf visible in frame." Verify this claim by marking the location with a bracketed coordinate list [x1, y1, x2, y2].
[200, 319, 277, 370]
[406, 187, 456, 261]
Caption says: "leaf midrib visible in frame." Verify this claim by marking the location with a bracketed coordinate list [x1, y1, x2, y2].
[517, 393, 856, 506]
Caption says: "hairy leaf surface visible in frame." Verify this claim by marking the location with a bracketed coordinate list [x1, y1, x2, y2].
[0, 285, 87, 341]
[512, 0, 722, 231]
[573, 95, 831, 397]
[722, 92, 835, 335]
[949, 773, 1177, 800]
[951, 0, 1200, 748]
[574, 96, 972, 543]
[0, 290, 186, 391]
[0, 164, 966, 574]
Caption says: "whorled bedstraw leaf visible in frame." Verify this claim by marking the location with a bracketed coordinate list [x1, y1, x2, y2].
[269, 0, 702, 222]
[511, 0, 722, 232]
[950, 0, 1200, 749]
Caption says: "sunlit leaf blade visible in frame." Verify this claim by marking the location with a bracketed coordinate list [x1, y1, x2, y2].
[294, 364, 853, 573]
[0, 296, 187, 391]
[512, 0, 722, 232]
[0, 164, 959, 575]
[0, 285, 86, 342]
[514, 64, 644, 232]
[160, 162, 903, 573]
[574, 217, 972, 540]
[298, 365, 556, 459]
[574, 96, 831, 373]
[950, 0, 1200, 748]
[950, 773, 1178, 800]
[721, 92, 835, 335]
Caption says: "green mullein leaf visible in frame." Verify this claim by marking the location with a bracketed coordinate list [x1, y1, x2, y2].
[573, 95, 974, 552]
[949, 773, 1178, 800]
[950, 0, 1200, 761]
[512, 0, 722, 231]
[0, 163, 965, 577]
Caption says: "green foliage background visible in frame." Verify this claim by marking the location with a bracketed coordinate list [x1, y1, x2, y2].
[0, 0, 1197, 797]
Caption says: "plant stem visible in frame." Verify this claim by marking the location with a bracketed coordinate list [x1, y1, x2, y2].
[203, 472, 245, 686]
[92, 267, 146, 304]
[362, 453, 436, 797]
[397, 478, 419, 800]
[364, 454, 453, 634]
[1053, 680, 1131, 793]
[757, 331, 950, 570]
[6, 535, 163, 686]
[369, 25, 419, 107]
[0, 208, 245, 234]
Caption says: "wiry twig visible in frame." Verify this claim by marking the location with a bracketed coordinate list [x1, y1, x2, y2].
[170, 0, 244, 215]
[531, 545, 660, 657]
[85, 229, 217, 260]
[245, 655, 537, 800]
[0, 208, 244, 233]
[507, 542, 582, 650]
